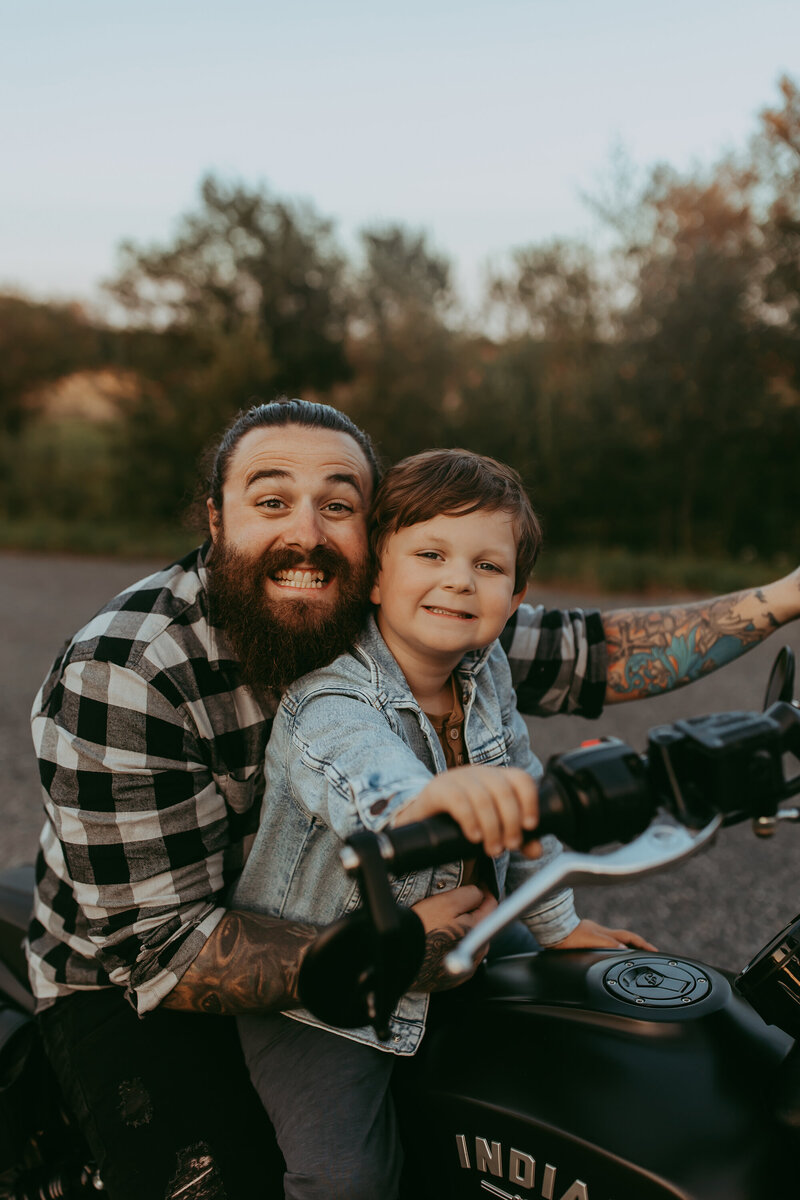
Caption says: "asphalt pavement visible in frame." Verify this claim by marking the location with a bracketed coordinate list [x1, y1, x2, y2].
[2, 550, 799, 973]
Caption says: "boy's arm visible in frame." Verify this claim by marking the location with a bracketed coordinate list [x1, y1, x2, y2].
[283, 690, 437, 836]
[603, 568, 800, 702]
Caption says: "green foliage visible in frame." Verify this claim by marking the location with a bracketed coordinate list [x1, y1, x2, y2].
[346, 223, 465, 463]
[0, 419, 117, 523]
[0, 296, 109, 434]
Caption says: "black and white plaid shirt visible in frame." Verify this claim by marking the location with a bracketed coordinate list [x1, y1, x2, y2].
[27, 544, 607, 1013]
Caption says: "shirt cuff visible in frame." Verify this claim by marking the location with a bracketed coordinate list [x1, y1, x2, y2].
[124, 904, 226, 1014]
[521, 887, 580, 946]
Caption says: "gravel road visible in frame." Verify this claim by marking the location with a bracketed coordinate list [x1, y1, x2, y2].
[2, 550, 799, 973]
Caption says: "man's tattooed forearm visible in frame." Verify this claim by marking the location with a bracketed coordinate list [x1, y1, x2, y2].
[603, 587, 781, 700]
[162, 910, 318, 1015]
[412, 922, 477, 992]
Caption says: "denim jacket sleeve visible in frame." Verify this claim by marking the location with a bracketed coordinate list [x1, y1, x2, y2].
[499, 674, 580, 946]
[278, 687, 435, 838]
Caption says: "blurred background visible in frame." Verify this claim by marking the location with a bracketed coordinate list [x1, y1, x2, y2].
[2, 1, 800, 966]
[1, 0, 798, 586]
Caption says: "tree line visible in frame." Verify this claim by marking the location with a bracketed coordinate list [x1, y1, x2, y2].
[2, 77, 799, 566]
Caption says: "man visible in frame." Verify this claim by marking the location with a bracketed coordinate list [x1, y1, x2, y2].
[28, 399, 800, 1199]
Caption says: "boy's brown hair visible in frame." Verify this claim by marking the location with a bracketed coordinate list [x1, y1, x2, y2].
[369, 448, 543, 593]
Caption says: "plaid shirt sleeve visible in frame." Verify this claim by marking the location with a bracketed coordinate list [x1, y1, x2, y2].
[499, 603, 607, 718]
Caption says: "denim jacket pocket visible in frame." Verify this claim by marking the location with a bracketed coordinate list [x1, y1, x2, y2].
[467, 732, 508, 766]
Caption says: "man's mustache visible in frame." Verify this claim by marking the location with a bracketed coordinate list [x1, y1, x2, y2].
[257, 545, 355, 576]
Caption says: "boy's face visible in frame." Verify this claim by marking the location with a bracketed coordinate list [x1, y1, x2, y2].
[370, 508, 525, 667]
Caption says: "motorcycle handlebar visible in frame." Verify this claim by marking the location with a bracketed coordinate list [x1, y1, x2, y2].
[342, 700, 800, 880]
[344, 738, 657, 878]
[371, 775, 574, 875]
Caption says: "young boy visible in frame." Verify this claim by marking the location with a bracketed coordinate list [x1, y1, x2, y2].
[233, 449, 651, 1200]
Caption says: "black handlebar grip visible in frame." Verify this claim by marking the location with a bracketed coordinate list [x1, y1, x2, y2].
[378, 773, 575, 875]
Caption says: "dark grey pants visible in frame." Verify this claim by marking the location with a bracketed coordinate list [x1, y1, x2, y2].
[38, 988, 283, 1199]
[237, 1013, 402, 1200]
[236, 922, 538, 1200]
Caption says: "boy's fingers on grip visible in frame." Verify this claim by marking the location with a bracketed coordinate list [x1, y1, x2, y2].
[463, 779, 504, 856]
[447, 793, 484, 844]
[489, 778, 528, 851]
[506, 768, 540, 830]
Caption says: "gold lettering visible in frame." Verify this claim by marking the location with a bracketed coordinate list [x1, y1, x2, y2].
[559, 1181, 589, 1200]
[475, 1137, 503, 1177]
[542, 1163, 557, 1200]
[509, 1148, 535, 1188]
[455, 1134, 470, 1169]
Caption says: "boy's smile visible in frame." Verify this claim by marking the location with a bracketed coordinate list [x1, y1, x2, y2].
[370, 508, 525, 681]
[424, 605, 476, 619]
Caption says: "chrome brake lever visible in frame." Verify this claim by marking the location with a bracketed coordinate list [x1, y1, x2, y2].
[444, 813, 723, 981]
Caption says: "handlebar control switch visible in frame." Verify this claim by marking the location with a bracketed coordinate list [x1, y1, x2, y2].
[647, 710, 791, 826]
[544, 738, 654, 851]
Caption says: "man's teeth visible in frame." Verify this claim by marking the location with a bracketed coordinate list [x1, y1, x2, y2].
[272, 569, 327, 589]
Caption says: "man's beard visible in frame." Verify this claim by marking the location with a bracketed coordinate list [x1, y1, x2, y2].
[206, 534, 373, 693]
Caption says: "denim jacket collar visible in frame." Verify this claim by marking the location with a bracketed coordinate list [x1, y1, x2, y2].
[353, 611, 496, 704]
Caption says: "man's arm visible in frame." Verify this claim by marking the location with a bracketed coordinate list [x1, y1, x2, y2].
[163, 887, 495, 1014]
[603, 568, 800, 702]
[162, 910, 318, 1014]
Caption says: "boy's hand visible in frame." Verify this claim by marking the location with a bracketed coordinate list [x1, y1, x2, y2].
[411, 885, 497, 991]
[548, 919, 656, 952]
[394, 765, 541, 859]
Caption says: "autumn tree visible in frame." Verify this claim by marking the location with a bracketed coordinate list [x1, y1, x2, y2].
[346, 224, 465, 463]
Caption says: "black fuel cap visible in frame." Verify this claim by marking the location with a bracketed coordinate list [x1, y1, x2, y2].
[604, 956, 711, 1008]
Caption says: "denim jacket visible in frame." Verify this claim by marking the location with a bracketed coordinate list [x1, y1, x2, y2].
[233, 614, 580, 1055]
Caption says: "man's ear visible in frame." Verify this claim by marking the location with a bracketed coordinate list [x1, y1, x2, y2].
[207, 498, 221, 543]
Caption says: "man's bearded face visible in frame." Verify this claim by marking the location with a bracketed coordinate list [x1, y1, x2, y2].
[207, 532, 373, 692]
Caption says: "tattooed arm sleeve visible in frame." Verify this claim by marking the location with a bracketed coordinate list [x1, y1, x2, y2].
[602, 568, 800, 703]
[161, 910, 319, 1015]
[161, 895, 480, 1013]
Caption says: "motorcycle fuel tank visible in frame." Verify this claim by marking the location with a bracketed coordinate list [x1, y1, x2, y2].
[394, 949, 793, 1200]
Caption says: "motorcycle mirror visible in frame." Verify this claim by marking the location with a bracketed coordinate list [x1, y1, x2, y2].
[764, 646, 796, 710]
[298, 906, 425, 1035]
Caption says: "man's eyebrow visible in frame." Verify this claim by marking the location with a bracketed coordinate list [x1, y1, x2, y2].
[244, 468, 365, 498]
[327, 472, 365, 499]
[244, 468, 289, 490]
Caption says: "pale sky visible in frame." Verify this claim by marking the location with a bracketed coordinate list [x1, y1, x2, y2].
[2, 0, 798, 311]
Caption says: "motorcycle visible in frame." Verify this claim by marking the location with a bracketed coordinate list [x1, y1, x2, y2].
[1, 648, 799, 1199]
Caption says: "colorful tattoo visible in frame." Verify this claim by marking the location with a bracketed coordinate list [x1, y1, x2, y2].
[603, 589, 778, 700]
